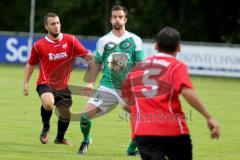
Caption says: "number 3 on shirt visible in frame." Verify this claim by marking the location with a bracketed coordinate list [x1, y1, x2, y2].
[130, 63, 172, 98]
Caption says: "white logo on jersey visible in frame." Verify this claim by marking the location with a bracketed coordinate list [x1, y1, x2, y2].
[142, 59, 170, 68]
[48, 52, 68, 61]
[54, 45, 60, 47]
[62, 43, 67, 49]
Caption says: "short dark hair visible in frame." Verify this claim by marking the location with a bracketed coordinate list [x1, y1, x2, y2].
[156, 27, 181, 53]
[111, 5, 128, 17]
[43, 12, 59, 25]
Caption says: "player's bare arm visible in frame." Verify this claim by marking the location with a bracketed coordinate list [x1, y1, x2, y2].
[83, 54, 95, 86]
[23, 63, 35, 96]
[82, 62, 102, 97]
[84, 54, 96, 86]
[181, 86, 220, 139]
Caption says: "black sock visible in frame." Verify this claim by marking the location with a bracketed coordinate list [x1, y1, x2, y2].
[56, 117, 70, 140]
[40, 105, 52, 129]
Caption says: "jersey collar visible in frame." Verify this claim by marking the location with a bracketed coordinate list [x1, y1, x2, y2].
[45, 33, 63, 43]
[110, 31, 128, 39]
[156, 52, 174, 58]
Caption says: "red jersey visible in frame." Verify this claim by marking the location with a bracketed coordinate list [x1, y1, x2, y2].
[122, 52, 193, 136]
[28, 33, 88, 90]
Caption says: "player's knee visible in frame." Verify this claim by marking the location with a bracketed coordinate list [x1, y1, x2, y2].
[43, 102, 54, 111]
[122, 105, 130, 113]
[80, 113, 91, 125]
[58, 108, 71, 120]
[41, 95, 54, 110]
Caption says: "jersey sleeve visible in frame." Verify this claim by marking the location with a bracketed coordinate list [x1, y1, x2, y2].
[94, 39, 104, 64]
[73, 36, 88, 57]
[173, 63, 193, 93]
[134, 36, 144, 62]
[135, 50, 144, 62]
[28, 44, 39, 65]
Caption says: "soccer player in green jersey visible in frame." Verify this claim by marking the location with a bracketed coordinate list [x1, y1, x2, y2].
[77, 5, 144, 156]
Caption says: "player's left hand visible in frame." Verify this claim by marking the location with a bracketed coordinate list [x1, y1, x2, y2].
[207, 117, 220, 140]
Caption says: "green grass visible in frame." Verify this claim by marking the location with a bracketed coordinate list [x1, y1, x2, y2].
[0, 64, 240, 160]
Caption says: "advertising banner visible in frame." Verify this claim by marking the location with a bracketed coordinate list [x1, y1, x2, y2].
[1, 33, 240, 77]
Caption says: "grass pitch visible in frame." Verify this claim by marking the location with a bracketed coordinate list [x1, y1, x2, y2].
[0, 64, 239, 160]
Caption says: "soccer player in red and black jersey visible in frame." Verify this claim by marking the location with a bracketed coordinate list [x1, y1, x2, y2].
[23, 13, 93, 145]
[122, 27, 220, 160]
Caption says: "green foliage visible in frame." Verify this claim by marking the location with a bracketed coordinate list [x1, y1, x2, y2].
[0, 0, 239, 43]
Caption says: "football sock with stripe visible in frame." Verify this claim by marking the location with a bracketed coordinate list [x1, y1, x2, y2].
[80, 113, 92, 143]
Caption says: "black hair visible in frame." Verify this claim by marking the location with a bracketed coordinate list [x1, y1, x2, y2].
[156, 27, 181, 53]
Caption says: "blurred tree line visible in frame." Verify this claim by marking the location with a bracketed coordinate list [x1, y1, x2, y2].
[0, 0, 239, 43]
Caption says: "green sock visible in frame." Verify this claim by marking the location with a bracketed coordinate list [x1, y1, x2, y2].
[127, 139, 137, 153]
[80, 114, 92, 142]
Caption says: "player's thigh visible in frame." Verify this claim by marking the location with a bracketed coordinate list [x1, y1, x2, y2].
[54, 88, 73, 119]
[93, 103, 117, 119]
[36, 84, 55, 110]
[54, 88, 72, 108]
[136, 136, 166, 160]
[164, 135, 192, 160]
[82, 103, 103, 119]
[87, 88, 119, 119]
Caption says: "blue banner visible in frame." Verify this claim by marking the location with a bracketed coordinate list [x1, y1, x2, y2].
[0, 34, 97, 64]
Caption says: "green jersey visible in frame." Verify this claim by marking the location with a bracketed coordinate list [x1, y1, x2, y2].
[95, 31, 144, 90]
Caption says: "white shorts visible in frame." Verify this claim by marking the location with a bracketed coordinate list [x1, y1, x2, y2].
[88, 85, 127, 115]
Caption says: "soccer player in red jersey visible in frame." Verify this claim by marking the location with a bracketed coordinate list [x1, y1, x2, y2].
[23, 13, 93, 145]
[122, 27, 220, 160]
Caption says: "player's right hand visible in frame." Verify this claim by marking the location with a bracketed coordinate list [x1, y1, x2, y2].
[23, 83, 29, 96]
[81, 83, 94, 98]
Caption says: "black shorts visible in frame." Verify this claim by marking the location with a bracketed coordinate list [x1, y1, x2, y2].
[36, 84, 72, 107]
[135, 135, 192, 160]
